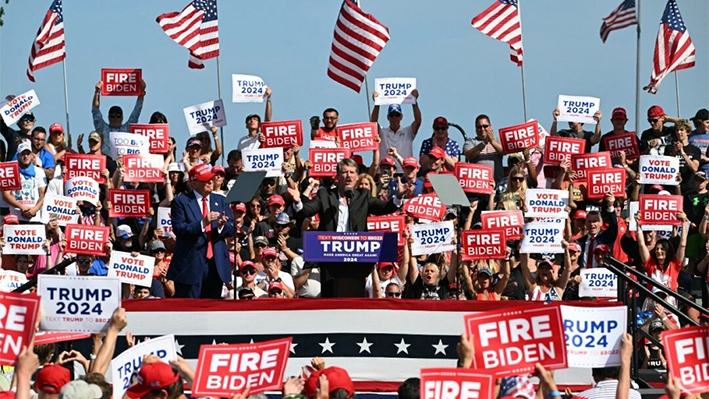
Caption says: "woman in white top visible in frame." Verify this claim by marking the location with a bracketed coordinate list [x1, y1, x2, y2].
[520, 240, 572, 301]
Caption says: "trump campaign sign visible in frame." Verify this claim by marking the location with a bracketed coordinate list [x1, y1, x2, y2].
[261, 120, 303, 149]
[123, 154, 164, 183]
[663, 326, 709, 394]
[544, 136, 585, 165]
[309, 148, 349, 177]
[101, 69, 142, 96]
[112, 335, 177, 399]
[110, 189, 151, 218]
[64, 154, 106, 184]
[374, 77, 417, 105]
[38, 275, 120, 333]
[498, 120, 539, 154]
[129, 124, 170, 154]
[109, 132, 150, 159]
[461, 229, 506, 261]
[65, 177, 100, 204]
[455, 163, 494, 194]
[410, 221, 456, 256]
[0, 161, 21, 190]
[639, 194, 683, 226]
[603, 132, 639, 160]
[579, 269, 618, 298]
[557, 95, 600, 125]
[65, 224, 110, 256]
[158, 207, 172, 236]
[1, 89, 40, 126]
[571, 152, 611, 182]
[367, 215, 405, 246]
[41, 194, 79, 226]
[638, 155, 680, 186]
[481, 210, 523, 240]
[419, 368, 495, 399]
[520, 221, 565, 254]
[561, 305, 626, 368]
[3, 225, 45, 255]
[303, 232, 398, 263]
[108, 251, 155, 288]
[242, 147, 284, 178]
[404, 193, 446, 222]
[337, 122, 378, 152]
[0, 270, 27, 293]
[586, 168, 626, 200]
[183, 99, 227, 136]
[464, 305, 567, 377]
[34, 331, 91, 346]
[0, 292, 40, 364]
[524, 189, 569, 219]
[192, 337, 292, 396]
[232, 74, 268, 103]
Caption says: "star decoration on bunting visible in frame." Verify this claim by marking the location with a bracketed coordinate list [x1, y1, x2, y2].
[432, 339, 449, 356]
[175, 339, 185, 355]
[394, 338, 411, 355]
[357, 337, 373, 354]
[290, 342, 298, 354]
[319, 337, 336, 354]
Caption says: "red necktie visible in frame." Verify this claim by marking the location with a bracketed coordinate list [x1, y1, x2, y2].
[586, 235, 595, 268]
[202, 196, 213, 259]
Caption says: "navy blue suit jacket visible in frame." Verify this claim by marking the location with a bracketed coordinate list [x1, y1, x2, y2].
[167, 191, 236, 285]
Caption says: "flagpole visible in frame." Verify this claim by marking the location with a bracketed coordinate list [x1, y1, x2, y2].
[216, 56, 224, 165]
[674, 72, 681, 116]
[61, 60, 71, 140]
[634, 0, 641, 135]
[517, 0, 528, 121]
[364, 78, 372, 119]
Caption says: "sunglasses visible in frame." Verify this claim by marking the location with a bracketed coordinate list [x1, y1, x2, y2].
[386, 292, 401, 297]
[476, 124, 490, 129]
[512, 176, 525, 182]
[249, 203, 261, 208]
[648, 118, 659, 123]
[270, 289, 283, 295]
[262, 180, 276, 186]
[433, 126, 447, 131]
[153, 249, 166, 254]
[20, 117, 35, 122]
[77, 259, 92, 264]
[389, 113, 402, 117]
[109, 114, 122, 118]
[240, 295, 255, 300]
[241, 268, 257, 275]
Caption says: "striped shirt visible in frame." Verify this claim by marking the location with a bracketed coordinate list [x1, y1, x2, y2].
[577, 380, 641, 399]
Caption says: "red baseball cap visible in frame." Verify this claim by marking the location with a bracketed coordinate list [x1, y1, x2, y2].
[403, 156, 419, 168]
[568, 243, 582, 253]
[649, 184, 665, 193]
[304, 370, 325, 398]
[594, 244, 611, 254]
[262, 247, 278, 258]
[2, 214, 19, 225]
[212, 165, 225, 175]
[648, 105, 665, 118]
[35, 364, 70, 394]
[49, 123, 64, 134]
[611, 107, 627, 120]
[573, 210, 587, 220]
[380, 157, 395, 167]
[268, 281, 284, 292]
[322, 367, 354, 397]
[240, 260, 256, 269]
[234, 203, 246, 213]
[188, 163, 215, 182]
[268, 194, 285, 207]
[428, 146, 446, 159]
[126, 362, 180, 398]
[352, 155, 364, 165]
[432, 116, 448, 127]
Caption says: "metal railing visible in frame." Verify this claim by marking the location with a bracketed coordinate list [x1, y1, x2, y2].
[12, 256, 76, 293]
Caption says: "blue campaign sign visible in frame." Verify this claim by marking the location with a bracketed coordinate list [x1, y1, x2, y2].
[303, 232, 398, 263]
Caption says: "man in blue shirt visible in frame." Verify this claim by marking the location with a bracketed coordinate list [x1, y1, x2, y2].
[92, 80, 146, 155]
[689, 108, 709, 173]
[12, 126, 55, 179]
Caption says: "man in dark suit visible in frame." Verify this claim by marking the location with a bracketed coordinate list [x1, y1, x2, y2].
[168, 163, 236, 298]
[289, 158, 398, 297]
[578, 193, 618, 269]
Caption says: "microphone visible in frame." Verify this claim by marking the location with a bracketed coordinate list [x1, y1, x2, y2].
[344, 187, 354, 199]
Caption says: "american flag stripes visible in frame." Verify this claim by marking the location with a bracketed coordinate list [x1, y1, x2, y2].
[644, 0, 695, 94]
[599, 0, 637, 43]
[327, 0, 390, 93]
[26, 0, 66, 82]
[471, 0, 523, 67]
[156, 0, 220, 69]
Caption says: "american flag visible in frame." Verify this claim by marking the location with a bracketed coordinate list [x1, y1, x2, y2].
[599, 0, 637, 43]
[26, 0, 66, 82]
[471, 0, 523, 67]
[327, 0, 390, 93]
[644, 0, 695, 94]
[156, 0, 219, 69]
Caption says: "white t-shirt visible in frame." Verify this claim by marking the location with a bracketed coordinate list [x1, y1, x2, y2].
[365, 274, 403, 298]
[237, 135, 261, 151]
[379, 124, 415, 173]
[9, 172, 47, 222]
[290, 256, 320, 298]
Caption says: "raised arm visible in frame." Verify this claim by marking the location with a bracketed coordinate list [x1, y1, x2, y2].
[494, 250, 512, 295]
[555, 242, 572, 290]
[675, 212, 690, 263]
[636, 213, 651, 264]
[519, 252, 536, 293]
[264, 88, 272, 122]
[411, 90, 421, 136]
[589, 111, 602, 145]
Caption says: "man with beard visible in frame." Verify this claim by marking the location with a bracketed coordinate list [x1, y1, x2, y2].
[310, 108, 339, 142]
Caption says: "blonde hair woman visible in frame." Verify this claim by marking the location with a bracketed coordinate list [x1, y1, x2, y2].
[356, 173, 378, 197]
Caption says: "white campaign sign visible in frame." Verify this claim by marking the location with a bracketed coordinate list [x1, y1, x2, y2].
[520, 221, 565, 254]
[242, 147, 284, 178]
[109, 132, 150, 159]
[38, 275, 121, 333]
[110, 335, 178, 399]
[3, 225, 46, 255]
[1, 90, 41, 125]
[409, 221, 455, 256]
[628, 201, 671, 232]
[232, 74, 268, 103]
[108, 251, 155, 288]
[374, 77, 417, 105]
[561, 305, 626, 368]
[638, 155, 680, 186]
[41, 194, 79, 226]
[157, 207, 172, 236]
[557, 95, 600, 125]
[579, 269, 618, 298]
[524, 189, 569, 219]
[183, 99, 227, 135]
[65, 177, 100, 204]
[0, 270, 27, 292]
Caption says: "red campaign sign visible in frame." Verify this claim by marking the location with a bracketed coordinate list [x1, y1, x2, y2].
[663, 326, 709, 394]
[34, 331, 91, 345]
[419, 368, 495, 399]
[192, 337, 292, 396]
[0, 292, 40, 365]
[498, 120, 539, 155]
[404, 194, 446, 222]
[309, 148, 350, 177]
[571, 152, 612, 182]
[464, 305, 567, 377]
[65, 224, 110, 256]
[261, 120, 304, 148]
[123, 154, 164, 183]
[455, 163, 494, 194]
[603, 132, 639, 160]
[586, 168, 626, 200]
[110, 189, 151, 218]
[639, 194, 683, 226]
[130, 124, 170, 154]
[0, 161, 21, 191]
[64, 154, 106, 184]
[461, 229, 506, 261]
[101, 68, 142, 96]
[481, 210, 523, 240]
[337, 122, 378, 153]
[367, 215, 406, 246]
[543, 136, 585, 166]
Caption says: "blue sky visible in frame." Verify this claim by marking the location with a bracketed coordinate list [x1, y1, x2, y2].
[1, 0, 708, 164]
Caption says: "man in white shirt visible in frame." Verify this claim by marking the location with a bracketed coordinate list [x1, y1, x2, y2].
[370, 90, 422, 173]
[236, 88, 273, 151]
